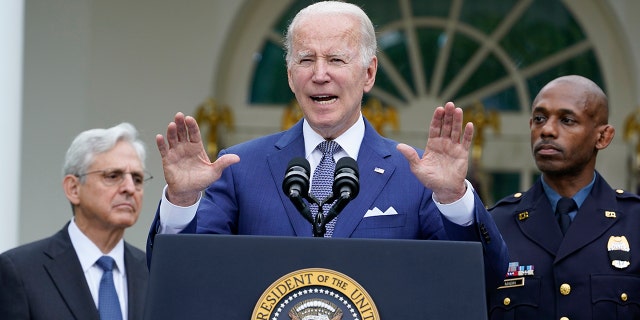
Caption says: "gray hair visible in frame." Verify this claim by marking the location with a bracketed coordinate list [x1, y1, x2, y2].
[284, 1, 377, 68]
[62, 122, 146, 181]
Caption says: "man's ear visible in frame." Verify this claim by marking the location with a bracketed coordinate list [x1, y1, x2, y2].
[63, 175, 81, 205]
[595, 124, 615, 150]
[363, 56, 377, 93]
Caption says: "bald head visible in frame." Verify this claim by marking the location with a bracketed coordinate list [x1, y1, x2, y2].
[533, 75, 609, 125]
[529, 75, 615, 181]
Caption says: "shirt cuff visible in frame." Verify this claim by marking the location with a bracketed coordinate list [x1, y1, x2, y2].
[433, 179, 475, 226]
[158, 185, 201, 234]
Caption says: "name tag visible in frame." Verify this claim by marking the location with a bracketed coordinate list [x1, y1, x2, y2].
[498, 277, 525, 289]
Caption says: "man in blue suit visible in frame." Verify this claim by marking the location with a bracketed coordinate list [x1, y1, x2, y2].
[147, 1, 508, 288]
[488, 75, 640, 319]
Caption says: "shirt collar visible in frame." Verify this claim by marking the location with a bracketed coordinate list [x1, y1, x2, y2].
[302, 114, 364, 160]
[68, 217, 125, 273]
[541, 172, 596, 211]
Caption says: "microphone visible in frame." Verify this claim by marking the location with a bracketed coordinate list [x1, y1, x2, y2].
[282, 156, 359, 237]
[325, 157, 359, 222]
[332, 156, 360, 201]
[282, 158, 314, 226]
[282, 157, 310, 199]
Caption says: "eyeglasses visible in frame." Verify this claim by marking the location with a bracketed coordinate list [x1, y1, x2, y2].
[76, 168, 153, 190]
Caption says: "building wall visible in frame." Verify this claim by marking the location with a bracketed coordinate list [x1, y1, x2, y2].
[19, 0, 242, 249]
[15, 0, 640, 251]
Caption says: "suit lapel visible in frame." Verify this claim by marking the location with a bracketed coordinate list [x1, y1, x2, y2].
[516, 182, 564, 256]
[44, 228, 99, 320]
[267, 121, 313, 236]
[555, 175, 619, 262]
[331, 121, 393, 237]
[125, 244, 148, 319]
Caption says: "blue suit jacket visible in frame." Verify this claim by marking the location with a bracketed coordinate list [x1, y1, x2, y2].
[488, 172, 640, 320]
[0, 223, 148, 320]
[148, 118, 508, 287]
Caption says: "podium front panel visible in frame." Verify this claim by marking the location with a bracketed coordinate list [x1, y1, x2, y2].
[145, 234, 487, 319]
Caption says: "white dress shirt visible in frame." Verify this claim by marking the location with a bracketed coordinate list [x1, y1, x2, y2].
[68, 218, 128, 319]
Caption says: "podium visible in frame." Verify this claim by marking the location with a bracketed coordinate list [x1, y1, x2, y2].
[145, 234, 488, 319]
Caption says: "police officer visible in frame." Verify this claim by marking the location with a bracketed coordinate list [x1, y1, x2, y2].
[488, 75, 640, 319]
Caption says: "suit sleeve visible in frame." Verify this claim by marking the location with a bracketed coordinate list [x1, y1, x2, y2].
[441, 191, 510, 289]
[0, 253, 30, 319]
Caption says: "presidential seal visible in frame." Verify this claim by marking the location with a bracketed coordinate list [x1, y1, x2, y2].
[251, 268, 379, 320]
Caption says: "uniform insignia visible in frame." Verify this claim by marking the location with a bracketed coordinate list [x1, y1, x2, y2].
[506, 262, 534, 277]
[608, 236, 631, 269]
[518, 211, 529, 220]
[605, 211, 616, 218]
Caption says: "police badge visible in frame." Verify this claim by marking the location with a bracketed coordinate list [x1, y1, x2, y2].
[608, 236, 631, 269]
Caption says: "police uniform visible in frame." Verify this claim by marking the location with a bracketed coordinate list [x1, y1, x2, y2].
[488, 172, 640, 320]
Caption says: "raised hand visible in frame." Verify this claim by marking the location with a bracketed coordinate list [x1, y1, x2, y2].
[156, 112, 240, 206]
[397, 102, 473, 204]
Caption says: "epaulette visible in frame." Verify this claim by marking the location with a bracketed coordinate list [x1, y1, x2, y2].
[488, 192, 524, 210]
[614, 188, 640, 201]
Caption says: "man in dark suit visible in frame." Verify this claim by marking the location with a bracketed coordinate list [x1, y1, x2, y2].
[147, 0, 508, 288]
[0, 123, 149, 320]
[488, 75, 640, 319]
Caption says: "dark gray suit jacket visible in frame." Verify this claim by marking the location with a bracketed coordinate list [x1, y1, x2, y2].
[0, 223, 148, 320]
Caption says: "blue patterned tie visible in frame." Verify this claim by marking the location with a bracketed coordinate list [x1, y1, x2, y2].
[96, 256, 123, 320]
[310, 140, 341, 237]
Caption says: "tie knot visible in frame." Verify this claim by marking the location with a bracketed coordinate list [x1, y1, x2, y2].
[317, 140, 340, 156]
[96, 256, 116, 272]
[556, 197, 577, 215]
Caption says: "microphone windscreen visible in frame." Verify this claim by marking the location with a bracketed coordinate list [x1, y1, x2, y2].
[335, 157, 358, 176]
[333, 157, 359, 199]
[287, 157, 310, 174]
[283, 157, 311, 198]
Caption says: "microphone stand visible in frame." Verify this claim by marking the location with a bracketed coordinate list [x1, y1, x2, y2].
[286, 192, 328, 237]
[307, 193, 351, 237]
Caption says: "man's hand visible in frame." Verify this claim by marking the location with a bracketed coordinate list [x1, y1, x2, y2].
[156, 112, 240, 206]
[397, 102, 473, 204]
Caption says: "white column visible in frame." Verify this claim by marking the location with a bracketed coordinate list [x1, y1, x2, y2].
[0, 0, 24, 253]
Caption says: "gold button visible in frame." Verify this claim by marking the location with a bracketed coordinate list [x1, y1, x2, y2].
[621, 293, 628, 301]
[560, 317, 569, 320]
[514, 192, 522, 198]
[560, 283, 571, 295]
[503, 297, 511, 306]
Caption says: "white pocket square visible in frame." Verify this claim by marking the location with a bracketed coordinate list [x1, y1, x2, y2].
[364, 207, 398, 217]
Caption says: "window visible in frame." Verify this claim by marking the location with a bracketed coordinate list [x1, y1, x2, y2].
[247, 0, 606, 204]
[250, 0, 603, 113]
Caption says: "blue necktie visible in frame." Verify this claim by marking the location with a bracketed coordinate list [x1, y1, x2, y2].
[310, 140, 341, 237]
[96, 256, 123, 320]
[556, 197, 576, 235]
